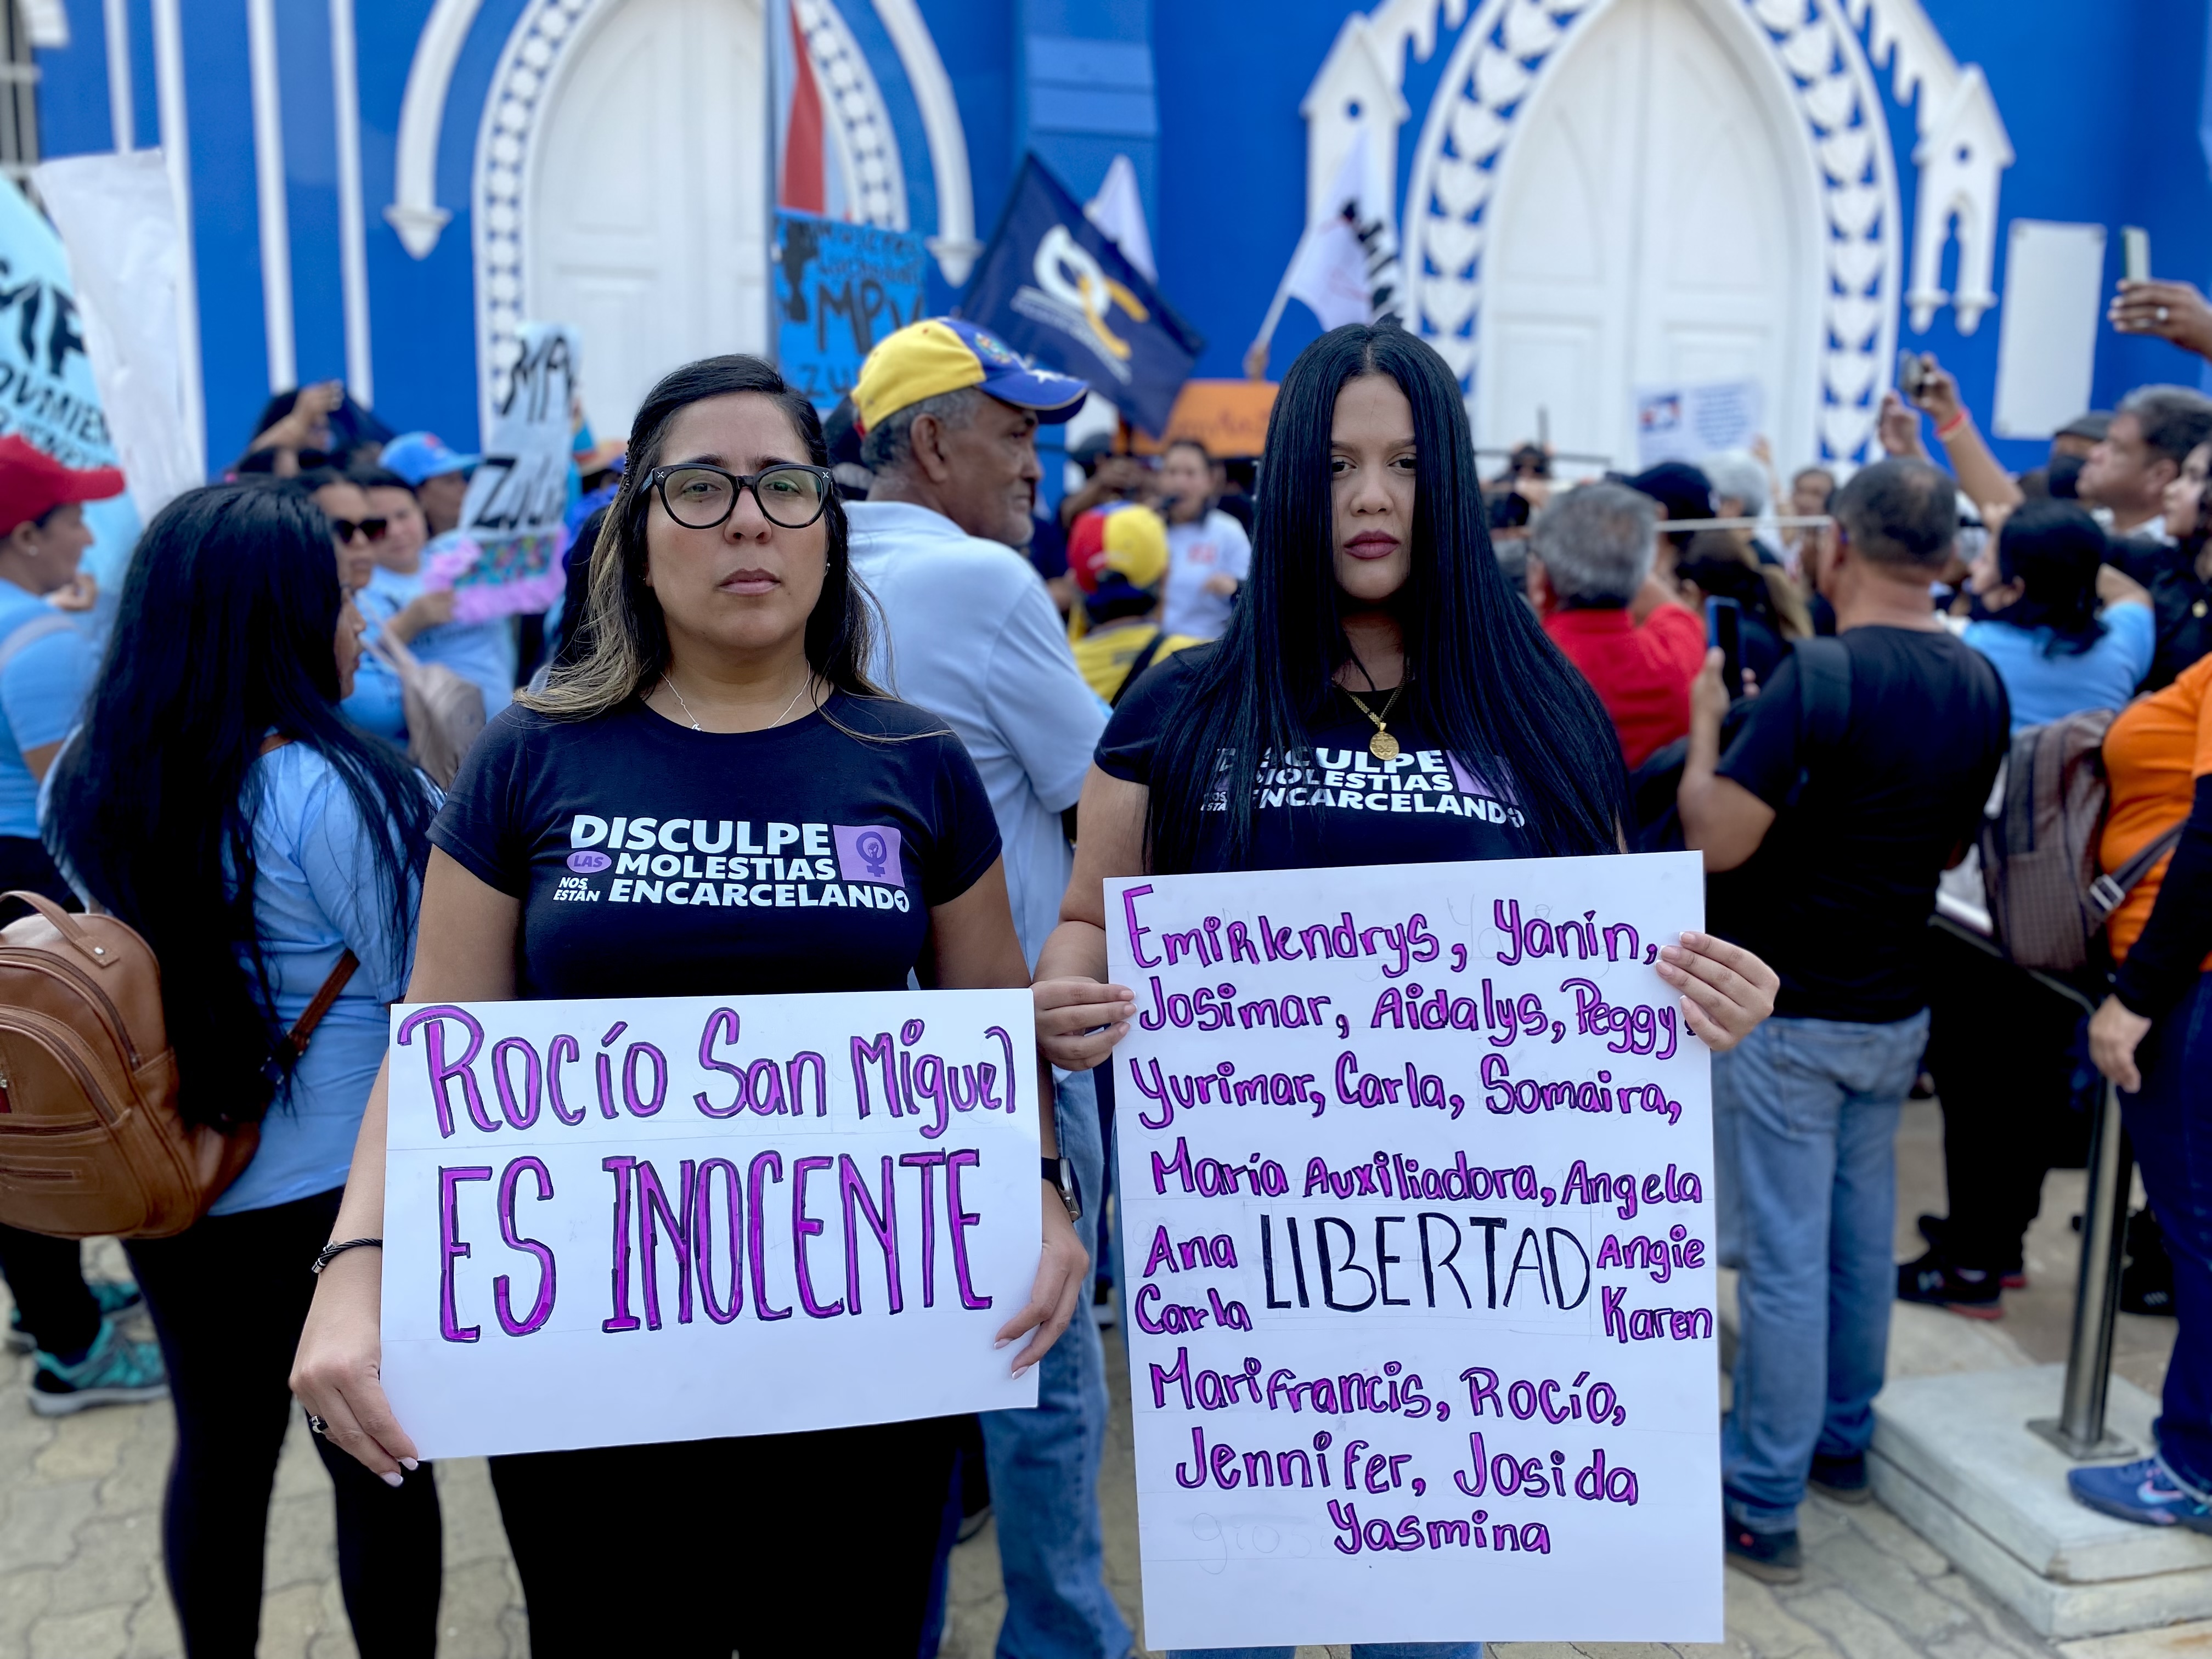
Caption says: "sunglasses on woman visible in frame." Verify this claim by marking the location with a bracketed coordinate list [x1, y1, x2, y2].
[647, 464, 833, 531]
[329, 517, 389, 544]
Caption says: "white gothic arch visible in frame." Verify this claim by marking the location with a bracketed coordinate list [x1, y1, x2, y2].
[470, 0, 909, 416]
[1404, 0, 1902, 462]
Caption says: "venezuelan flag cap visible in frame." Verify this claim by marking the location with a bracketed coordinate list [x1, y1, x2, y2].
[853, 318, 1088, 432]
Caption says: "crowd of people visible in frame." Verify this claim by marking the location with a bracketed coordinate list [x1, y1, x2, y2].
[0, 275, 2208, 1651]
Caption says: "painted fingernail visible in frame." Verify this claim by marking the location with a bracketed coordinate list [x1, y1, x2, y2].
[400, 1458, 420, 1471]
[1012, 1363, 1035, 1380]
[381, 1471, 405, 1488]
[994, 1336, 1014, 1350]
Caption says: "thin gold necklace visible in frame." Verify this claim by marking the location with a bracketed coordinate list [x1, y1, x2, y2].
[1344, 681, 1407, 760]
[659, 672, 812, 733]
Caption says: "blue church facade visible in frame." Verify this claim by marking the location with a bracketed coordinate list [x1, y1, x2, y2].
[24, 0, 2212, 484]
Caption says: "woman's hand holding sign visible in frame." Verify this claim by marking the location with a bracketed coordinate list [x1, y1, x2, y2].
[996, 1181, 1091, 1379]
[1034, 975, 1137, 1071]
[291, 1209, 417, 1485]
[1656, 931, 1778, 1054]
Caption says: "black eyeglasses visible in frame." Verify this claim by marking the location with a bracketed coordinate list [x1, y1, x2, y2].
[329, 517, 388, 544]
[647, 463, 833, 531]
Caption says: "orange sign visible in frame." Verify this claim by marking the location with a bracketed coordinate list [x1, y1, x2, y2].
[1129, 380, 1278, 458]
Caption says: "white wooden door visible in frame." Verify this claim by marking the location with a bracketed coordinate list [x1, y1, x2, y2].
[529, 0, 769, 440]
[1477, 0, 1815, 472]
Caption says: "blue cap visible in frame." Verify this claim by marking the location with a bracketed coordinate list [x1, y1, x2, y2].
[381, 431, 479, 486]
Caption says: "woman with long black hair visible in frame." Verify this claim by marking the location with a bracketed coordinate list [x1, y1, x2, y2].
[1959, 498, 2152, 729]
[44, 483, 445, 1653]
[292, 354, 1087, 1655]
[1034, 323, 1778, 1659]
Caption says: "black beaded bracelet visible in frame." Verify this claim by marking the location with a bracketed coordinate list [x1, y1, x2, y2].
[311, 1237, 383, 1276]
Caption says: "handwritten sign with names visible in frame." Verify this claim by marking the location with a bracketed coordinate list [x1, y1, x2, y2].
[1105, 854, 1719, 1650]
[380, 989, 1040, 1460]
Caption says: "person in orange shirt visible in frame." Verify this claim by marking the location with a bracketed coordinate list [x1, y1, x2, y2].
[2078, 651, 2212, 1531]
[1527, 481, 1706, 769]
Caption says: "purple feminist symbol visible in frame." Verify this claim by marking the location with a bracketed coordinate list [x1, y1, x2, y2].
[856, 831, 889, 877]
[833, 824, 905, 887]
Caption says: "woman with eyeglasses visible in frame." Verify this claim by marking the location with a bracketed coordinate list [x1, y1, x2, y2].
[291, 354, 1088, 1655]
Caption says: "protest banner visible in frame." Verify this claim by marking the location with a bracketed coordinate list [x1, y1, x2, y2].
[35, 151, 203, 526]
[1106, 853, 1719, 1649]
[774, 212, 928, 408]
[379, 988, 1041, 1460]
[429, 322, 578, 623]
[0, 171, 143, 591]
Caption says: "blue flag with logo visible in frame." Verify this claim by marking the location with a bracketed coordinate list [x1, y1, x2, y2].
[961, 155, 1204, 435]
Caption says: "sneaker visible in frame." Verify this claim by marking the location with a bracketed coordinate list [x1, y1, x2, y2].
[27, 1318, 167, 1416]
[1897, 1250, 2004, 1319]
[1810, 1451, 1872, 1505]
[2069, 1457, 2212, 1533]
[4, 1278, 144, 1355]
[1917, 1215, 2025, 1289]
[1724, 1518, 1803, 1583]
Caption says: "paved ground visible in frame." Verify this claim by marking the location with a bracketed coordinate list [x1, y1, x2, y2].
[0, 1101, 2182, 1659]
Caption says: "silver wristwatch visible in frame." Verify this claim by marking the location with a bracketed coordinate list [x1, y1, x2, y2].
[1042, 1155, 1081, 1222]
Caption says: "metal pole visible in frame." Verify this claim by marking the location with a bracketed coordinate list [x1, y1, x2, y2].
[2029, 1076, 2136, 1459]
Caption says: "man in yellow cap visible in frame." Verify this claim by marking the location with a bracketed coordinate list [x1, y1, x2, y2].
[845, 321, 1133, 1659]
[1067, 505, 1204, 703]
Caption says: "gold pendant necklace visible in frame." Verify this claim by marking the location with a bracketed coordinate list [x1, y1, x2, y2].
[1347, 682, 1407, 760]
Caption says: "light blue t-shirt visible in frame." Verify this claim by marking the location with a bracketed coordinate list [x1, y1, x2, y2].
[1963, 602, 2155, 735]
[341, 617, 407, 741]
[356, 556, 515, 730]
[0, 581, 95, 838]
[846, 500, 1108, 968]
[213, 744, 421, 1215]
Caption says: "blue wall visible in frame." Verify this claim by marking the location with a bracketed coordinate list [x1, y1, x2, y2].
[1899, 0, 2212, 475]
[32, 0, 2212, 477]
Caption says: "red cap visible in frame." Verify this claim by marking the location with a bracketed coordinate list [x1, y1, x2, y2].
[0, 436, 122, 535]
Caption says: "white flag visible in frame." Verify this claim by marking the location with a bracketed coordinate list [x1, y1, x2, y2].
[35, 151, 204, 518]
[1084, 154, 1156, 282]
[1285, 129, 1401, 331]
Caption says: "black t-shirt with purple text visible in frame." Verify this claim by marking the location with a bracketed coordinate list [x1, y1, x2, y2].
[1094, 647, 1541, 873]
[430, 696, 1003, 1000]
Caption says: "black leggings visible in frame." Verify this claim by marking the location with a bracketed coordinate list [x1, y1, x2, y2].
[1925, 929, 2092, 1268]
[490, 1413, 961, 1657]
[125, 1188, 444, 1657]
[0, 1223, 100, 1356]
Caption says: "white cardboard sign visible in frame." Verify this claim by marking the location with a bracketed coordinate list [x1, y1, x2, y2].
[380, 989, 1040, 1459]
[1107, 854, 1720, 1650]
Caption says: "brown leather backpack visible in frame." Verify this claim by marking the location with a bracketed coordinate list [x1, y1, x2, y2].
[0, 890, 357, 1239]
[1978, 710, 2185, 972]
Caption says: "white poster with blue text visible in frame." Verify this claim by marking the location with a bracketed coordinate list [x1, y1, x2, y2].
[1107, 853, 1719, 1649]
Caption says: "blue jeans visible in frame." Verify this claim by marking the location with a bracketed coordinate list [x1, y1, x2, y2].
[1715, 1009, 1928, 1533]
[978, 1070, 1133, 1659]
[1167, 1646, 1481, 1658]
[2120, 974, 2212, 1489]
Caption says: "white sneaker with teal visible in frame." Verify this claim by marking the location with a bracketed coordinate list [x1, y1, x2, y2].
[27, 1316, 167, 1417]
